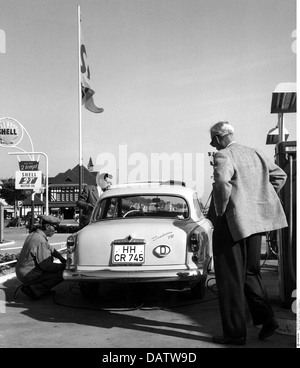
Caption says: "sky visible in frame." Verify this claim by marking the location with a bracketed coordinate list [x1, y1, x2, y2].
[0, 0, 297, 203]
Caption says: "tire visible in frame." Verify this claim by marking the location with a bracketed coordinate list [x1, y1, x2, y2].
[79, 282, 100, 299]
[190, 276, 207, 299]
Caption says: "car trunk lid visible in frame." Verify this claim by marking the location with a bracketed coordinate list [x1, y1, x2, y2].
[76, 218, 195, 267]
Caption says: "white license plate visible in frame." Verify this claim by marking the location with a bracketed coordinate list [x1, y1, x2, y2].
[113, 244, 145, 264]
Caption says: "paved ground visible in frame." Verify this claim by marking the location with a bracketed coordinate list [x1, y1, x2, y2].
[0, 226, 297, 349]
[0, 263, 297, 349]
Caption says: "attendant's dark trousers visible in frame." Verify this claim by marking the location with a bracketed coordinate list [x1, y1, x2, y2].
[213, 215, 275, 338]
[30, 270, 64, 296]
[18, 269, 64, 297]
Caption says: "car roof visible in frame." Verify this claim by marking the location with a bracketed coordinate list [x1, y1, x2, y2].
[101, 182, 197, 199]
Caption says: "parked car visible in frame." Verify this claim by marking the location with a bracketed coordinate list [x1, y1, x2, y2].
[63, 182, 214, 299]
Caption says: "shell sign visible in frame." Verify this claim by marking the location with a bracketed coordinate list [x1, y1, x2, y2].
[0, 117, 24, 147]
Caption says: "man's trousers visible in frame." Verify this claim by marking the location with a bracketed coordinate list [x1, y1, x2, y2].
[19, 269, 64, 297]
[213, 215, 275, 338]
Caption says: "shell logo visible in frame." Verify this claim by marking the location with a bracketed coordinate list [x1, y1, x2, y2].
[0, 117, 24, 147]
[153, 245, 171, 258]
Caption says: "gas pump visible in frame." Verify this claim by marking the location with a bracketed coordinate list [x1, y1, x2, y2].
[275, 141, 296, 308]
[268, 83, 296, 308]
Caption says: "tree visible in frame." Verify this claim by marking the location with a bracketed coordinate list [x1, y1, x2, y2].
[0, 178, 26, 206]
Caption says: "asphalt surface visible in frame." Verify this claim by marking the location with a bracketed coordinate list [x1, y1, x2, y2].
[0, 226, 297, 350]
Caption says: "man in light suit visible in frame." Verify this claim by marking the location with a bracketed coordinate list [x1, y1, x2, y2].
[209, 121, 287, 346]
[77, 172, 112, 229]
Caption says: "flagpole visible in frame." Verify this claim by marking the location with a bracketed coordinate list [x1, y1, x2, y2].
[78, 5, 83, 200]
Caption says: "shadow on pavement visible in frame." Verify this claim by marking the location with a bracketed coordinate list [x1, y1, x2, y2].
[3, 276, 219, 347]
[1, 272, 296, 348]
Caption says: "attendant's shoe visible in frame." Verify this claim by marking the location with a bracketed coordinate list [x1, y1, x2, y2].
[258, 319, 279, 340]
[21, 285, 40, 301]
[212, 335, 246, 346]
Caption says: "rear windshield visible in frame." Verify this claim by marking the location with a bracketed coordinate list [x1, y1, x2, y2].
[92, 195, 189, 221]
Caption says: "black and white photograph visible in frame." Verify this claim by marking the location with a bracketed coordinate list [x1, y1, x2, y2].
[0, 0, 297, 352]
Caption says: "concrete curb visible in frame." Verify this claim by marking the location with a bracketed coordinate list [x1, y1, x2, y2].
[0, 272, 16, 283]
[0, 240, 15, 247]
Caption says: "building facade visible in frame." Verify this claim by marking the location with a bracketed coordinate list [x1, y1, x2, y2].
[48, 160, 97, 219]
[0, 158, 98, 221]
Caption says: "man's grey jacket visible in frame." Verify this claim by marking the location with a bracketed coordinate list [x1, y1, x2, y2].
[212, 143, 288, 241]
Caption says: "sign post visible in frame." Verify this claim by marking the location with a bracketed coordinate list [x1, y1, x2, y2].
[31, 191, 35, 229]
[15, 170, 42, 190]
[0, 118, 49, 215]
[9, 152, 49, 215]
[15, 167, 43, 228]
[19, 161, 39, 171]
[0, 203, 4, 243]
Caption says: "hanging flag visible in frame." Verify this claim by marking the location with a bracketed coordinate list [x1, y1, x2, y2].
[80, 34, 104, 113]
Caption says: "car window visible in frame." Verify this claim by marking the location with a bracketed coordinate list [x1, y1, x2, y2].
[93, 195, 189, 220]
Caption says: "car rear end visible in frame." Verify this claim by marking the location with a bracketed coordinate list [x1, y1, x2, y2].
[63, 185, 212, 297]
[65, 219, 208, 279]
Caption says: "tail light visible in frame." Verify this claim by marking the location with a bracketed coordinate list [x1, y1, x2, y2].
[66, 235, 76, 253]
[66, 235, 77, 270]
[190, 231, 207, 264]
[190, 232, 200, 252]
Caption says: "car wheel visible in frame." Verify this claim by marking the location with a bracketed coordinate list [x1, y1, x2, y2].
[79, 282, 100, 299]
[190, 276, 207, 299]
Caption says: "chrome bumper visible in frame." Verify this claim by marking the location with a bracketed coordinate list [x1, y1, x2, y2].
[63, 266, 204, 283]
